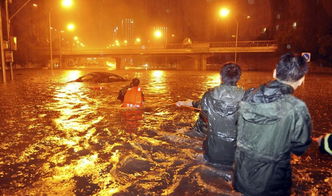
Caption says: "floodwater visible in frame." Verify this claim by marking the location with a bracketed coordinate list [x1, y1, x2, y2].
[0, 69, 331, 196]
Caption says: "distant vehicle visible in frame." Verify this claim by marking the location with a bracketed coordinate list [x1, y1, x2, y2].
[71, 72, 127, 83]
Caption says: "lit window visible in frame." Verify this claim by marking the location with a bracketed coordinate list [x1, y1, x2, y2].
[276, 24, 279, 30]
[292, 22, 297, 29]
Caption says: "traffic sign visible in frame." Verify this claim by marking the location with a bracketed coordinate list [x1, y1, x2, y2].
[301, 52, 311, 62]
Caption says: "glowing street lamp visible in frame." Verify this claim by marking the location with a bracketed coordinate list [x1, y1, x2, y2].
[61, 0, 73, 8]
[49, 0, 74, 70]
[66, 23, 75, 31]
[218, 7, 239, 63]
[219, 8, 230, 18]
[153, 30, 162, 39]
[135, 37, 141, 44]
[59, 28, 75, 68]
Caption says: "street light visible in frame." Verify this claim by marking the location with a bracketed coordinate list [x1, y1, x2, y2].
[218, 7, 239, 63]
[49, 0, 74, 70]
[135, 37, 141, 44]
[219, 8, 230, 17]
[153, 30, 162, 39]
[66, 23, 75, 31]
[61, 0, 74, 8]
[153, 27, 168, 48]
[58, 23, 75, 68]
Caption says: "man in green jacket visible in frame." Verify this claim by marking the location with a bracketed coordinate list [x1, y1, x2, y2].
[234, 53, 312, 196]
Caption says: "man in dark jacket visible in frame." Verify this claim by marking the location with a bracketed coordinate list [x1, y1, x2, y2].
[177, 63, 244, 166]
[234, 53, 312, 196]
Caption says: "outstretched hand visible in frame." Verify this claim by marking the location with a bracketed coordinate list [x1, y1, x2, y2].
[176, 99, 193, 107]
[312, 136, 323, 144]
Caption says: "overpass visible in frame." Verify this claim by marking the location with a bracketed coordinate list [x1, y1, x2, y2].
[52, 40, 277, 70]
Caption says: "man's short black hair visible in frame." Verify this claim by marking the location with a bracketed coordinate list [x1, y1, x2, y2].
[220, 63, 241, 85]
[131, 78, 140, 86]
[276, 53, 308, 82]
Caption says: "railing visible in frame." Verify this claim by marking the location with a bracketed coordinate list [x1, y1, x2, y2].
[34, 40, 277, 55]
[165, 40, 276, 49]
[209, 40, 276, 47]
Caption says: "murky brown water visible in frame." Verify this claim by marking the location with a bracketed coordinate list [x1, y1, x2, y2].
[0, 69, 331, 195]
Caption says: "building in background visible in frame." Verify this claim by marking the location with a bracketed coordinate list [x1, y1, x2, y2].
[120, 18, 135, 44]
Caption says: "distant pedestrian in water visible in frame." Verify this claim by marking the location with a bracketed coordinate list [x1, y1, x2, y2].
[118, 78, 144, 108]
[234, 53, 312, 196]
[313, 133, 332, 155]
[176, 63, 244, 167]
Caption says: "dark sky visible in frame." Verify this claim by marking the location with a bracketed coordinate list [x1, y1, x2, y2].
[57, 0, 170, 47]
[57, 0, 268, 47]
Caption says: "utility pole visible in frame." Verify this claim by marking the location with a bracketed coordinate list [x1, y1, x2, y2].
[5, 0, 14, 80]
[235, 20, 239, 63]
[49, 11, 53, 70]
[0, 4, 7, 83]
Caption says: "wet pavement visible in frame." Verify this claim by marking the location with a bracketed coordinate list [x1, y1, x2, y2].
[0, 69, 331, 195]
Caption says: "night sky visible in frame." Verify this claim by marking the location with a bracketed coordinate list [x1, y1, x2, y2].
[7, 0, 332, 63]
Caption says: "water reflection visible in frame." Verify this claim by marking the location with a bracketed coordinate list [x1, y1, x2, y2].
[148, 70, 167, 94]
[60, 70, 83, 82]
[205, 73, 220, 88]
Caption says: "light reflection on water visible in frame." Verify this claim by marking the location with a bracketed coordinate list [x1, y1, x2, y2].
[0, 69, 331, 195]
[62, 70, 83, 82]
[148, 70, 167, 94]
[206, 73, 221, 89]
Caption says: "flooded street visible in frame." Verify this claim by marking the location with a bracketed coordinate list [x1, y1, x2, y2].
[0, 69, 331, 195]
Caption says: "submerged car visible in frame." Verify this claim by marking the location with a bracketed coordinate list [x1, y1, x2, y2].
[72, 72, 127, 83]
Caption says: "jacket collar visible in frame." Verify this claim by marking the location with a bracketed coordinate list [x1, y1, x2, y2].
[247, 80, 294, 103]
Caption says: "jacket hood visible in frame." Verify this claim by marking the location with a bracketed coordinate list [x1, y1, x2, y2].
[206, 85, 244, 117]
[240, 80, 294, 124]
[245, 80, 294, 103]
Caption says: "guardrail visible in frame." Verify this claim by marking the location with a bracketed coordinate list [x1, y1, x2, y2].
[166, 40, 276, 49]
[34, 40, 277, 55]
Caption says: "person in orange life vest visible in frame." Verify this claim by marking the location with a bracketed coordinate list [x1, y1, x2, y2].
[118, 78, 144, 108]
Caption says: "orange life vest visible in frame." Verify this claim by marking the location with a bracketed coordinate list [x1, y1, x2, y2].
[122, 86, 143, 108]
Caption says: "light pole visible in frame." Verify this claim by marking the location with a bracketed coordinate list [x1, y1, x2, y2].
[59, 30, 64, 68]
[49, 11, 53, 70]
[4, 0, 35, 82]
[234, 20, 239, 63]
[153, 27, 168, 48]
[49, 0, 74, 70]
[58, 23, 74, 68]
[0, 6, 6, 83]
[5, 0, 13, 81]
[219, 7, 239, 63]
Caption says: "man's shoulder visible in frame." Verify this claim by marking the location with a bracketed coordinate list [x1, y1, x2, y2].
[283, 95, 308, 109]
[282, 95, 310, 118]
